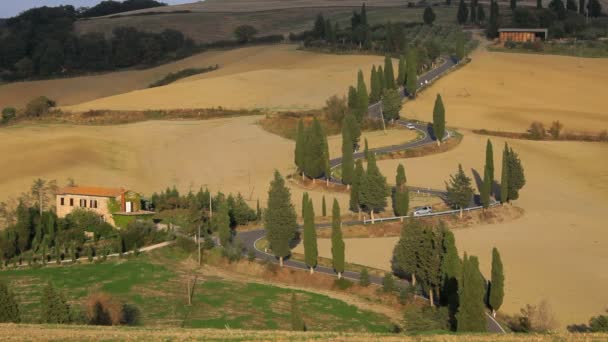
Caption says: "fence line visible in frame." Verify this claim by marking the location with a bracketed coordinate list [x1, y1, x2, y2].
[363, 201, 500, 224]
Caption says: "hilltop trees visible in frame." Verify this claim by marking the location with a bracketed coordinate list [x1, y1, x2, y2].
[446, 164, 474, 218]
[488, 247, 504, 317]
[302, 198, 318, 274]
[265, 171, 297, 267]
[331, 199, 345, 279]
[393, 164, 409, 218]
[481, 139, 495, 209]
[0, 281, 20, 323]
[457, 255, 487, 332]
[359, 153, 388, 222]
[500, 143, 526, 203]
[432, 94, 446, 145]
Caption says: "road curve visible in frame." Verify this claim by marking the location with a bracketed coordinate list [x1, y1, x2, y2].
[235, 56, 505, 333]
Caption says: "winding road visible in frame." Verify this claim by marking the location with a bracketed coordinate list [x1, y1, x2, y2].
[235, 56, 506, 333]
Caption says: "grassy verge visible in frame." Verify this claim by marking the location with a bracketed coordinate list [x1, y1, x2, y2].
[0, 246, 392, 332]
[148, 66, 219, 88]
[472, 128, 608, 143]
[488, 40, 608, 58]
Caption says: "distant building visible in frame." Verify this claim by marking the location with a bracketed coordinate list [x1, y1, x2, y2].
[498, 28, 548, 43]
[56, 186, 153, 227]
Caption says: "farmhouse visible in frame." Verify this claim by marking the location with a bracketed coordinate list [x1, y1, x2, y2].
[498, 28, 548, 43]
[56, 186, 153, 227]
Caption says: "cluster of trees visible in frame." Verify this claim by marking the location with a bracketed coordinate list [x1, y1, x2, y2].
[294, 118, 331, 183]
[499, 143, 526, 203]
[78, 0, 167, 18]
[0, 280, 139, 326]
[392, 219, 505, 331]
[457, 0, 487, 26]
[0, 6, 195, 80]
[346, 145, 389, 222]
[1, 96, 57, 125]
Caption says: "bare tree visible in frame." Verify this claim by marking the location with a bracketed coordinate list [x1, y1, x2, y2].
[30, 179, 58, 215]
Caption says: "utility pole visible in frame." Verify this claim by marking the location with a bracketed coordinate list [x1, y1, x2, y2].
[209, 191, 212, 219]
[380, 104, 387, 134]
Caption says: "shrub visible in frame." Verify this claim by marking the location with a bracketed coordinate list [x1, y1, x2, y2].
[548, 120, 563, 139]
[24, 96, 55, 117]
[221, 241, 244, 263]
[589, 312, 608, 332]
[1, 107, 16, 123]
[247, 249, 256, 262]
[324, 95, 349, 124]
[382, 273, 395, 292]
[234, 25, 258, 43]
[359, 268, 371, 287]
[176, 236, 197, 252]
[403, 305, 450, 332]
[85, 292, 140, 326]
[504, 40, 517, 49]
[333, 278, 353, 290]
[120, 220, 164, 251]
[0, 280, 20, 323]
[506, 300, 559, 332]
[148, 66, 219, 88]
[528, 121, 546, 140]
[598, 130, 608, 142]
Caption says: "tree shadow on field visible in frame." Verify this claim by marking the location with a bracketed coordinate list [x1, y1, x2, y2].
[426, 123, 437, 142]
[470, 168, 483, 206]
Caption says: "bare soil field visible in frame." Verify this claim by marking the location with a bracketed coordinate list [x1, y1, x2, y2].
[63, 45, 387, 112]
[402, 48, 608, 133]
[310, 133, 608, 328]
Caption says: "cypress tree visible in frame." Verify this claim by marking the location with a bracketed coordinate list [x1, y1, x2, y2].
[477, 4, 486, 22]
[397, 55, 406, 87]
[471, 0, 478, 23]
[302, 192, 309, 218]
[481, 139, 494, 209]
[457, 255, 487, 332]
[359, 268, 370, 286]
[489, 247, 504, 317]
[343, 112, 361, 147]
[356, 70, 369, 122]
[486, 0, 500, 39]
[331, 199, 345, 278]
[382, 89, 402, 121]
[432, 94, 446, 145]
[510, 0, 517, 10]
[446, 164, 474, 218]
[347, 85, 358, 110]
[384, 55, 395, 90]
[363, 138, 370, 160]
[359, 153, 388, 222]
[341, 122, 355, 187]
[290, 293, 306, 331]
[417, 226, 444, 306]
[41, 282, 71, 324]
[256, 199, 262, 221]
[393, 164, 409, 218]
[457, 0, 469, 24]
[0, 280, 20, 323]
[377, 65, 385, 97]
[265, 171, 298, 267]
[323, 130, 331, 186]
[322, 196, 327, 217]
[350, 159, 364, 217]
[303, 199, 318, 274]
[500, 143, 510, 203]
[406, 48, 418, 97]
[539, 0, 544, 9]
[295, 119, 306, 178]
[393, 220, 423, 286]
[303, 118, 326, 180]
[485, 139, 495, 192]
[507, 147, 525, 201]
[370, 65, 380, 103]
[215, 196, 232, 246]
[440, 227, 461, 330]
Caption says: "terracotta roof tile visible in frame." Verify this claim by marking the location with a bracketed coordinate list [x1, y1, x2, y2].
[57, 186, 125, 197]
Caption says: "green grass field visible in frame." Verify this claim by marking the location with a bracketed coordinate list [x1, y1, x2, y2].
[0, 247, 392, 332]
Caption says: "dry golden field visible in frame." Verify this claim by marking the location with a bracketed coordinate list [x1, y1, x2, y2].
[63, 45, 388, 112]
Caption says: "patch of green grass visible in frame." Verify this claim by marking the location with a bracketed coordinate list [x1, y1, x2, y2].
[0, 247, 392, 332]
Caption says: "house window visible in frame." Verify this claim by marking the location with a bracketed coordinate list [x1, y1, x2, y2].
[69, 198, 74, 206]
[90, 200, 98, 209]
[60, 197, 65, 205]
[80, 199, 87, 207]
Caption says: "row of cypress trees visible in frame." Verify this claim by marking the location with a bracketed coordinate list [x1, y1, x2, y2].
[392, 219, 505, 331]
[479, 139, 526, 207]
[346, 145, 389, 222]
[294, 118, 331, 183]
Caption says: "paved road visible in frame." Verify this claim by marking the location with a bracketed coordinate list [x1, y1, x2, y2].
[235, 55, 505, 333]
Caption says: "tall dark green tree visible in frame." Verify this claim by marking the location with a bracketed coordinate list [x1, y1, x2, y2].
[384, 55, 395, 90]
[265, 171, 298, 267]
[313, 13, 326, 39]
[446, 164, 474, 218]
[417, 226, 444, 306]
[424, 6, 437, 25]
[500, 143, 510, 204]
[369, 65, 380, 103]
[291, 293, 306, 331]
[406, 48, 418, 97]
[457, 255, 487, 332]
[470, 0, 478, 23]
[382, 89, 402, 121]
[477, 5, 486, 22]
[41, 282, 71, 324]
[487, 1, 500, 39]
[303, 118, 327, 180]
[392, 219, 424, 286]
[588, 0, 602, 17]
[350, 159, 365, 218]
[432, 94, 446, 145]
[359, 153, 388, 222]
[303, 199, 318, 274]
[343, 112, 361, 147]
[341, 120, 355, 187]
[511, 0, 517, 10]
[331, 199, 345, 278]
[397, 55, 407, 87]
[440, 227, 461, 330]
[214, 195, 232, 246]
[488, 247, 504, 317]
[481, 139, 494, 209]
[356, 70, 369, 122]
[323, 131, 331, 186]
[458, 0, 469, 24]
[302, 192, 309, 218]
[0, 280, 20, 323]
[507, 147, 525, 202]
[393, 164, 409, 218]
[322, 196, 327, 217]
[295, 119, 306, 179]
[347, 86, 358, 111]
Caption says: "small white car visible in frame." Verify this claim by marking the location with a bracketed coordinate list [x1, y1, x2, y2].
[406, 123, 416, 130]
[413, 206, 432, 217]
